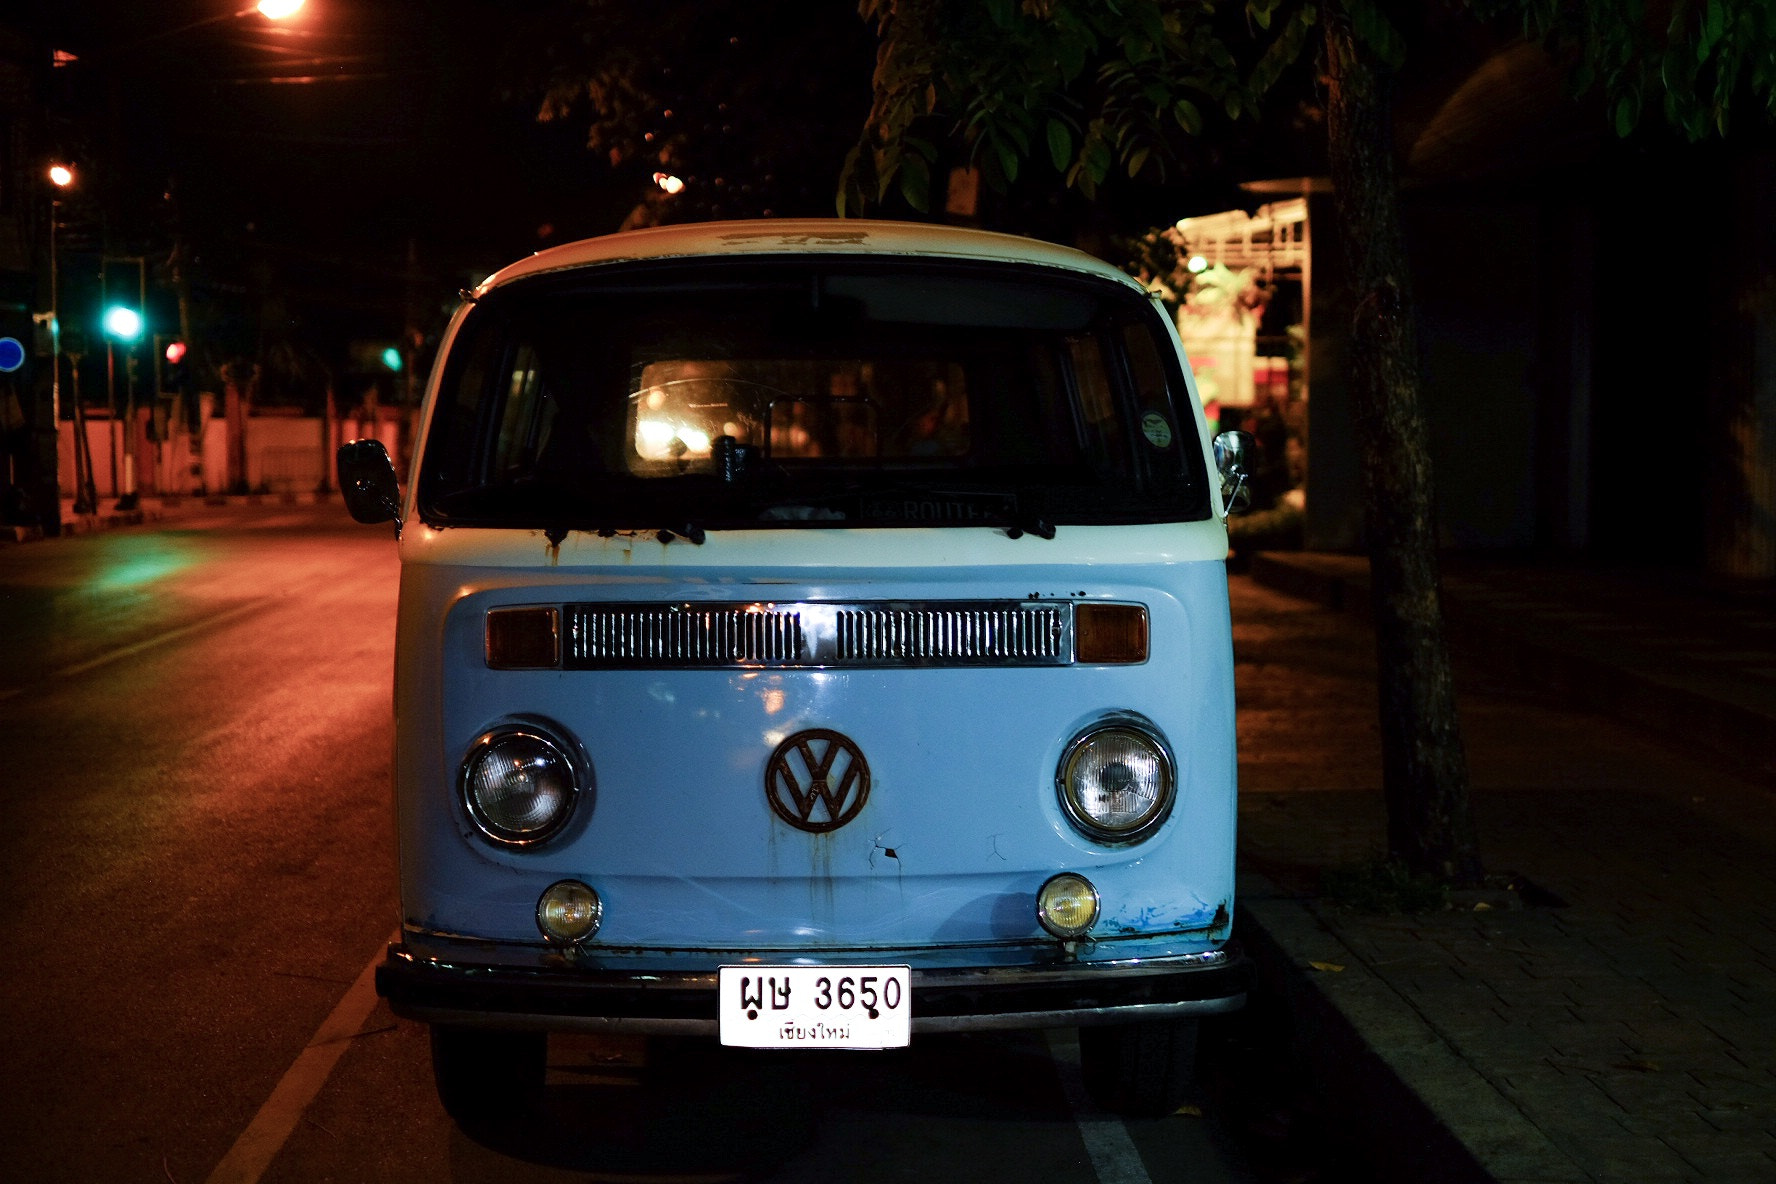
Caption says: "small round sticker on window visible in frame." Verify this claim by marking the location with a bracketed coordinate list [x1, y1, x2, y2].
[1141, 412, 1174, 449]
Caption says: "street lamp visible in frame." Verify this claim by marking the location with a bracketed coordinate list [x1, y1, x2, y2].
[131, 0, 310, 48]
[47, 163, 75, 422]
[47, 162, 102, 515]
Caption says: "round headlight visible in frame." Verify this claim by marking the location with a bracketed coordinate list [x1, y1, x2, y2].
[1057, 722, 1175, 843]
[461, 726, 580, 845]
[537, 880, 603, 945]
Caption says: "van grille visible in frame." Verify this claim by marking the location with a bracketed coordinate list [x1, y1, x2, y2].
[833, 605, 1066, 663]
[563, 601, 1072, 668]
[571, 606, 805, 666]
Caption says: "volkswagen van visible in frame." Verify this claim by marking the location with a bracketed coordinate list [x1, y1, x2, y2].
[340, 219, 1253, 1119]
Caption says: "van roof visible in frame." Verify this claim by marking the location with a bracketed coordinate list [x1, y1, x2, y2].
[473, 219, 1139, 296]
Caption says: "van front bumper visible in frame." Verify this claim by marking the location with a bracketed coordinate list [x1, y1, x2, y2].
[376, 938, 1251, 1035]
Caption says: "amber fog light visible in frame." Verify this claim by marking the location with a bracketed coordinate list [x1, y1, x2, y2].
[486, 606, 560, 669]
[537, 880, 603, 945]
[1037, 873, 1100, 939]
[1075, 604, 1148, 664]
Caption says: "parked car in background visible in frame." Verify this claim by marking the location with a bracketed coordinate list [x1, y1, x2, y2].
[340, 219, 1255, 1119]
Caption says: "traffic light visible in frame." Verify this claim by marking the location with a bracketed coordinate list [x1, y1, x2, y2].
[103, 304, 143, 343]
[161, 338, 189, 393]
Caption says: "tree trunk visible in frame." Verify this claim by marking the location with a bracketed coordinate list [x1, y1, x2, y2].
[1322, 10, 1483, 886]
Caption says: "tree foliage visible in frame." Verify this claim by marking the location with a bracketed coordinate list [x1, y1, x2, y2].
[846, 0, 1776, 217]
[844, 0, 1776, 886]
[522, 0, 876, 225]
[841, 0, 1251, 213]
[1487, 0, 1776, 139]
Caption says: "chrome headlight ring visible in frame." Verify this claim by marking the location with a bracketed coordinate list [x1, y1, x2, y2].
[458, 718, 588, 847]
[1055, 716, 1177, 845]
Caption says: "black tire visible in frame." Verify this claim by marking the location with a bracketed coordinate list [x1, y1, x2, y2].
[429, 1025, 546, 1121]
[1079, 1018, 1199, 1118]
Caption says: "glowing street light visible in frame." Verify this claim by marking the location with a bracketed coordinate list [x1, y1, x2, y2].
[136, 0, 308, 48]
[46, 160, 99, 512]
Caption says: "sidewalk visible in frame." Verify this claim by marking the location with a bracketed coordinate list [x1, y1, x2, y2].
[1234, 552, 1776, 1184]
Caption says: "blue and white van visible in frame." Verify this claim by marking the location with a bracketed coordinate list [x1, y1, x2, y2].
[340, 219, 1253, 1119]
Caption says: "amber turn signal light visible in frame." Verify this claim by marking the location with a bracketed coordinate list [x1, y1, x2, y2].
[1074, 603, 1148, 664]
[486, 606, 561, 669]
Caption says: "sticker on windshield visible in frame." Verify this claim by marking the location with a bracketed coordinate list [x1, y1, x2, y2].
[1141, 412, 1174, 449]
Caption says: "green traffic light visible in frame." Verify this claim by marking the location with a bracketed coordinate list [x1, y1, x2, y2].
[103, 305, 144, 342]
[381, 346, 403, 372]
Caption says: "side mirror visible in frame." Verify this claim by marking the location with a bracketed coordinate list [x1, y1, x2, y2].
[1212, 430, 1256, 516]
[338, 438, 403, 530]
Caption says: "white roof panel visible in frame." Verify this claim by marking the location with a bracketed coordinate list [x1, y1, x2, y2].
[474, 219, 1135, 295]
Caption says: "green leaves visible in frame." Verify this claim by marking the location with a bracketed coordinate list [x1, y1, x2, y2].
[1499, 0, 1776, 146]
[1249, 3, 1316, 98]
[840, 0, 1322, 213]
[1698, 0, 1726, 61]
[898, 153, 932, 210]
[1173, 97, 1203, 135]
[1046, 117, 1074, 171]
[1346, 0, 1407, 69]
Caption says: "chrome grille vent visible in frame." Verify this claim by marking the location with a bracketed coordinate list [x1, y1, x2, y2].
[562, 601, 1074, 668]
[569, 606, 805, 666]
[834, 605, 1067, 664]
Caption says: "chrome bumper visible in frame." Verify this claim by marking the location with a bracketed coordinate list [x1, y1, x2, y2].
[375, 941, 1250, 1035]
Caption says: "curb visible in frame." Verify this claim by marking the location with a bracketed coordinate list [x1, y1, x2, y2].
[1235, 874, 1584, 1184]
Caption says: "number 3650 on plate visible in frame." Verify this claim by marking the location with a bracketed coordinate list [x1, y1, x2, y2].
[718, 965, 911, 1049]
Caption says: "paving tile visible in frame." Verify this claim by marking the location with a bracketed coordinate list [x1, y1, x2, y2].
[1553, 1134, 1697, 1182]
[1231, 563, 1776, 1184]
[1662, 1143, 1776, 1182]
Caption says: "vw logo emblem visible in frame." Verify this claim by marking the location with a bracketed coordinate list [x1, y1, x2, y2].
[765, 729, 871, 833]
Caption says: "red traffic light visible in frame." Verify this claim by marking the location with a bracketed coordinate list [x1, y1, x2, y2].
[164, 340, 188, 365]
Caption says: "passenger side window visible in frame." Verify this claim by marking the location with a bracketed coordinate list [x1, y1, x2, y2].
[489, 343, 554, 481]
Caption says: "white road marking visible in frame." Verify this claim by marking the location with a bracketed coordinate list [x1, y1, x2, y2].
[51, 599, 274, 680]
[203, 937, 391, 1184]
[1045, 1030, 1155, 1184]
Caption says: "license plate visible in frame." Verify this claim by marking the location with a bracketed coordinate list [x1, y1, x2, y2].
[718, 965, 911, 1049]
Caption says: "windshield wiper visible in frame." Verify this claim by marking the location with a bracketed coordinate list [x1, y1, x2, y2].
[657, 522, 706, 545]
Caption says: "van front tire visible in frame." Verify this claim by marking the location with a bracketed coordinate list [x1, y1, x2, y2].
[1079, 1018, 1199, 1118]
[429, 1025, 546, 1120]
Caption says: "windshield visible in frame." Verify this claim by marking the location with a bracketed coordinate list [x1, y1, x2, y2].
[417, 257, 1210, 534]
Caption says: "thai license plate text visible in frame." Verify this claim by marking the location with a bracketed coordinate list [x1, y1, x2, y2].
[718, 965, 911, 1049]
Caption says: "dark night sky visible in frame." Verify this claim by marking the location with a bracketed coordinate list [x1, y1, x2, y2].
[13, 0, 878, 383]
[24, 0, 637, 281]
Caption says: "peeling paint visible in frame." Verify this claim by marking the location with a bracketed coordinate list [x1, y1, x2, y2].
[869, 830, 903, 871]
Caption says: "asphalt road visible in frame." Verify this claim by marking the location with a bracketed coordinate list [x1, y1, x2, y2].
[0, 504, 1284, 1184]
